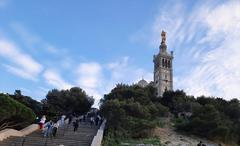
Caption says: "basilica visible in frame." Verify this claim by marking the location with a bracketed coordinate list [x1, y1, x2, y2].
[137, 31, 173, 97]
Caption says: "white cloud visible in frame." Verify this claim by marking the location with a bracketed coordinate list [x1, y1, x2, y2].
[0, 38, 43, 80]
[77, 62, 102, 89]
[153, 0, 240, 99]
[76, 62, 103, 107]
[106, 57, 152, 84]
[75, 58, 153, 107]
[182, 1, 240, 99]
[104, 57, 152, 105]
[205, 1, 240, 37]
[43, 69, 73, 89]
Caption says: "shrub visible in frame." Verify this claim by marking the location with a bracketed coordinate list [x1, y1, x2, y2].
[0, 93, 36, 130]
[100, 84, 169, 142]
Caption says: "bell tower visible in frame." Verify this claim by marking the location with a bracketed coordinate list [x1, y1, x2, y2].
[153, 31, 173, 97]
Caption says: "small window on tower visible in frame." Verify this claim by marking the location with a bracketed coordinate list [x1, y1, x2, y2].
[165, 60, 168, 68]
[165, 75, 167, 79]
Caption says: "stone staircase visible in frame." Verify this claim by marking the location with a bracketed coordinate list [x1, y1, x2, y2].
[0, 122, 98, 146]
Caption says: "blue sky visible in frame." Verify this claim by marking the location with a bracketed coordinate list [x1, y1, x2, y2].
[0, 0, 240, 107]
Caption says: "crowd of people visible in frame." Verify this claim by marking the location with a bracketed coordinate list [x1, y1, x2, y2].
[71, 113, 103, 132]
[36, 115, 62, 138]
[35, 113, 103, 138]
[36, 114, 224, 146]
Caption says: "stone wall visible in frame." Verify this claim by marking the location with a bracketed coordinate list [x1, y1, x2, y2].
[91, 120, 106, 146]
[0, 124, 39, 141]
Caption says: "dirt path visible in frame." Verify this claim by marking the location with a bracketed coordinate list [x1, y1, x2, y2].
[153, 118, 224, 146]
[154, 127, 219, 146]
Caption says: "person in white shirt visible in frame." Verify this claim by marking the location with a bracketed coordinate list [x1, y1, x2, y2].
[39, 115, 46, 130]
[52, 121, 59, 137]
[60, 115, 66, 127]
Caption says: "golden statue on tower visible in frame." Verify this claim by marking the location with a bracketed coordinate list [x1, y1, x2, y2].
[161, 30, 166, 44]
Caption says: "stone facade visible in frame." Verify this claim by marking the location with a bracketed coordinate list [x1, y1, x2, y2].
[153, 31, 173, 97]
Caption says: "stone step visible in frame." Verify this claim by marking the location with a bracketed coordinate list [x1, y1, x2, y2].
[1, 137, 91, 146]
[0, 121, 98, 146]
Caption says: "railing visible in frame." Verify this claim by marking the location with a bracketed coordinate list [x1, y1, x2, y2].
[91, 120, 106, 146]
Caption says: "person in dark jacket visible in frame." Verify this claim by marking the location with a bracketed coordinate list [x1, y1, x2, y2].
[68, 115, 73, 125]
[73, 119, 79, 132]
[52, 121, 59, 137]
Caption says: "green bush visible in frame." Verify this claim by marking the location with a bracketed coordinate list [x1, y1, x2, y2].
[10, 90, 43, 116]
[43, 87, 94, 115]
[102, 87, 240, 145]
[167, 92, 240, 145]
[100, 84, 168, 145]
[0, 93, 36, 130]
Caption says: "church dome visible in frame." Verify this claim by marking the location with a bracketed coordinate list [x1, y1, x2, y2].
[137, 79, 148, 87]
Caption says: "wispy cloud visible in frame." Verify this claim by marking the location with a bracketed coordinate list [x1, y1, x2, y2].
[10, 23, 67, 56]
[0, 23, 81, 100]
[106, 57, 152, 84]
[152, 0, 240, 99]
[74, 57, 152, 107]
[43, 69, 73, 89]
[10, 23, 75, 70]
[0, 38, 43, 80]
[11, 23, 40, 47]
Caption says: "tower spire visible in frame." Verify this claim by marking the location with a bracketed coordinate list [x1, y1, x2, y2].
[161, 30, 166, 45]
[160, 30, 167, 53]
[154, 30, 173, 97]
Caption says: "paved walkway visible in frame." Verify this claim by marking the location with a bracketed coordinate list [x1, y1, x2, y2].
[0, 121, 98, 146]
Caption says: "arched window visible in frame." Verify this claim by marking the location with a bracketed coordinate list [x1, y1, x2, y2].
[168, 60, 171, 68]
[162, 59, 165, 67]
[165, 60, 168, 68]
